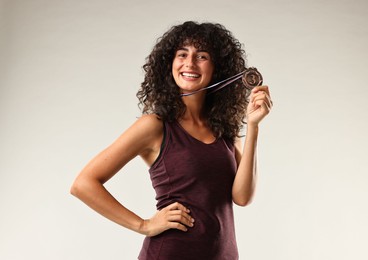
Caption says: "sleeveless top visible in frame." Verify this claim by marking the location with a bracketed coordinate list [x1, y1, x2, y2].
[138, 121, 239, 260]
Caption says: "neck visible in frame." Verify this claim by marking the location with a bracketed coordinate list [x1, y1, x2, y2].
[181, 92, 206, 123]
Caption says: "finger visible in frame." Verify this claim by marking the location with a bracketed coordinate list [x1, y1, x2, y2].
[249, 103, 271, 117]
[168, 216, 194, 228]
[169, 209, 194, 221]
[252, 85, 270, 95]
[252, 92, 272, 108]
[167, 202, 190, 213]
[252, 98, 271, 110]
[250, 92, 266, 105]
[251, 86, 272, 104]
[252, 99, 272, 115]
[251, 90, 271, 102]
[249, 94, 271, 110]
[168, 210, 195, 227]
[168, 222, 189, 232]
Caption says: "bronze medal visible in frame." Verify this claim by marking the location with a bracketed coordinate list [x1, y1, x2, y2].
[242, 67, 263, 89]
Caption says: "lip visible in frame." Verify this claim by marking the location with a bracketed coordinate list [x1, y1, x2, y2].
[180, 71, 201, 80]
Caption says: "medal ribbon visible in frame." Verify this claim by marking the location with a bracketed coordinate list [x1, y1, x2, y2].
[181, 67, 262, 97]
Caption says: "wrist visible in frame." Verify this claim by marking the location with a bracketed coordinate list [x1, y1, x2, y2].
[138, 219, 149, 236]
[245, 123, 259, 140]
[246, 122, 259, 131]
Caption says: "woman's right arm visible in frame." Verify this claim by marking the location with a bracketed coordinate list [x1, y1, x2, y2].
[70, 114, 194, 236]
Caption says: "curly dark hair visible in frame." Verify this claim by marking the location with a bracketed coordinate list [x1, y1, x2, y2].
[137, 21, 250, 141]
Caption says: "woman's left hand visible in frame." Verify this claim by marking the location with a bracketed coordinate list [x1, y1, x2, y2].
[246, 86, 273, 126]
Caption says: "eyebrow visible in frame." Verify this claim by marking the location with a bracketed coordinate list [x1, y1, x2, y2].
[176, 47, 209, 53]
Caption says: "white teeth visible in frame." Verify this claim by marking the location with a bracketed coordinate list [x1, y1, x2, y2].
[182, 72, 200, 78]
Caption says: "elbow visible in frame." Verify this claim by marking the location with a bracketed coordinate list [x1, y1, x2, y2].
[233, 195, 254, 207]
[70, 181, 78, 197]
[70, 176, 101, 198]
[70, 178, 82, 197]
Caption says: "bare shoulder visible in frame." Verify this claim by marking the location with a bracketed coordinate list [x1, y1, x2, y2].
[128, 114, 163, 143]
[133, 114, 163, 133]
[128, 114, 164, 165]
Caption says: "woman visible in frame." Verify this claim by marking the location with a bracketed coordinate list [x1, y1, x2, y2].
[71, 21, 272, 259]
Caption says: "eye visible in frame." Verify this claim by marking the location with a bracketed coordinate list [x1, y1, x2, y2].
[176, 51, 187, 58]
[197, 53, 210, 60]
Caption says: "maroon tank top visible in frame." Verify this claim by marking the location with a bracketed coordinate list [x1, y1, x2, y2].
[138, 121, 239, 260]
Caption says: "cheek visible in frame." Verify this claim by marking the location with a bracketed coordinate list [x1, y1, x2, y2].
[172, 62, 178, 74]
[206, 65, 215, 80]
[171, 62, 176, 77]
[171, 64, 179, 83]
[172, 62, 177, 72]
[205, 62, 214, 73]
[172, 58, 181, 70]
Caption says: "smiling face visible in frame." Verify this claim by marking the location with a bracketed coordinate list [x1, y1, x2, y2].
[172, 44, 214, 95]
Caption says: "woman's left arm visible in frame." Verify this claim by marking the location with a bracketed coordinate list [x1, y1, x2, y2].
[232, 86, 272, 206]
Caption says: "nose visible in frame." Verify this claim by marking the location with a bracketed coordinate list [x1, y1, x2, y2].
[185, 55, 196, 68]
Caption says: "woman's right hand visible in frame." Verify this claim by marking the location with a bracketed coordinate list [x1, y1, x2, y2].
[140, 202, 195, 237]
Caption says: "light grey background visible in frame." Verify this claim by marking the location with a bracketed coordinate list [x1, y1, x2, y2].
[1, 0, 367, 259]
